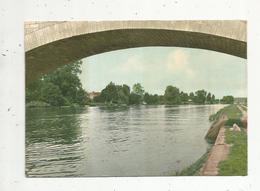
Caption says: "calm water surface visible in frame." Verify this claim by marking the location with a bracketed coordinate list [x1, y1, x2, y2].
[26, 104, 224, 177]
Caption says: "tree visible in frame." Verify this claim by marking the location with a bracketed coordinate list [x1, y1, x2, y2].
[26, 79, 44, 102]
[44, 61, 84, 104]
[206, 92, 212, 103]
[211, 94, 216, 103]
[132, 83, 145, 97]
[164, 85, 181, 105]
[117, 84, 130, 104]
[95, 83, 131, 104]
[26, 60, 88, 106]
[158, 95, 165, 104]
[189, 92, 195, 102]
[180, 91, 189, 103]
[221, 96, 234, 104]
[144, 93, 159, 104]
[100, 82, 118, 103]
[194, 90, 207, 104]
[129, 93, 142, 105]
[76, 88, 89, 105]
[40, 82, 67, 106]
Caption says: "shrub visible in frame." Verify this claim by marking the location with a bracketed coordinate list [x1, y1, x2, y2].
[225, 119, 244, 128]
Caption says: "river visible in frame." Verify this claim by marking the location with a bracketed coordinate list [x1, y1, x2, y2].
[26, 104, 224, 177]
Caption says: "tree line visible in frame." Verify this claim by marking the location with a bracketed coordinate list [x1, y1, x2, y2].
[93, 82, 234, 105]
[26, 60, 234, 107]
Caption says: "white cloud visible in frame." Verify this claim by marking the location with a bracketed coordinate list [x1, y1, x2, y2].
[166, 49, 194, 77]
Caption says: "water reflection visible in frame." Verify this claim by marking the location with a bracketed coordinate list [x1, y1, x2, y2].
[26, 104, 224, 177]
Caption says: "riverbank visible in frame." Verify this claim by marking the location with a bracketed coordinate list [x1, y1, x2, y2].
[203, 104, 247, 176]
[200, 127, 230, 175]
[26, 100, 225, 108]
[177, 104, 247, 176]
[218, 104, 247, 175]
[218, 128, 247, 175]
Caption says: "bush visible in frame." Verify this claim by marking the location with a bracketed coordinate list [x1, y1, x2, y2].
[225, 119, 244, 128]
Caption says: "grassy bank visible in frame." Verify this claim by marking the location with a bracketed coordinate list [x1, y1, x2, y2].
[206, 104, 243, 143]
[206, 104, 247, 176]
[218, 129, 247, 176]
[209, 104, 242, 122]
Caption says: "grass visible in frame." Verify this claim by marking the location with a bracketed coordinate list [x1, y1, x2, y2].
[206, 104, 243, 143]
[209, 104, 242, 122]
[173, 150, 210, 176]
[223, 104, 243, 119]
[218, 129, 247, 176]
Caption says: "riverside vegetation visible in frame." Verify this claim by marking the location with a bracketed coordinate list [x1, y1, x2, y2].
[26, 61, 235, 107]
[176, 104, 247, 176]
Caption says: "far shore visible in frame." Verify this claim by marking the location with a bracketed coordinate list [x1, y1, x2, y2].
[26, 101, 225, 108]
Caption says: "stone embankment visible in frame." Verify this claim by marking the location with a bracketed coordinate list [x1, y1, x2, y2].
[200, 127, 230, 175]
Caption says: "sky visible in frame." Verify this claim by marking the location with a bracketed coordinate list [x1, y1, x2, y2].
[79, 47, 247, 99]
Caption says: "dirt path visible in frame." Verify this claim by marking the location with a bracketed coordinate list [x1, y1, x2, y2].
[237, 104, 248, 132]
[237, 105, 247, 119]
[200, 127, 230, 175]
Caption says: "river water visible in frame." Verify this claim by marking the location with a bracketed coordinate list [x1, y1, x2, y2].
[26, 104, 224, 177]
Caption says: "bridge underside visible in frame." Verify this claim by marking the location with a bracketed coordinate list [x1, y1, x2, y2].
[26, 29, 247, 85]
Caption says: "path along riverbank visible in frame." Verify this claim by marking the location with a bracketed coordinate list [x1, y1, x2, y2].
[177, 104, 247, 176]
[201, 104, 247, 176]
[200, 127, 230, 175]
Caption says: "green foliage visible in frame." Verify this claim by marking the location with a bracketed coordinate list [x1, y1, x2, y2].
[26, 101, 51, 107]
[26, 60, 88, 106]
[206, 92, 212, 103]
[95, 82, 131, 104]
[26, 80, 44, 102]
[206, 104, 243, 143]
[132, 83, 145, 97]
[223, 104, 242, 119]
[129, 93, 142, 105]
[118, 84, 131, 104]
[90, 81, 234, 107]
[100, 82, 119, 103]
[189, 92, 195, 101]
[218, 130, 247, 176]
[194, 90, 207, 104]
[212, 94, 216, 103]
[225, 119, 244, 128]
[164, 85, 181, 105]
[40, 82, 68, 106]
[221, 95, 234, 104]
[209, 109, 222, 122]
[143, 93, 159, 104]
[180, 91, 189, 103]
[209, 105, 242, 122]
[158, 95, 165, 104]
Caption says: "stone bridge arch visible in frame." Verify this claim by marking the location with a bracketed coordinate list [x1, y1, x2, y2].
[25, 21, 247, 84]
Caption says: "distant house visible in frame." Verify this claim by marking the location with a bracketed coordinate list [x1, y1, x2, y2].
[234, 97, 247, 105]
[88, 91, 101, 100]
